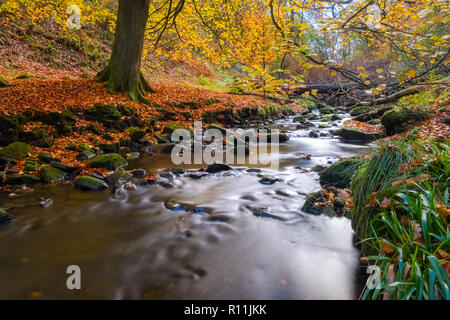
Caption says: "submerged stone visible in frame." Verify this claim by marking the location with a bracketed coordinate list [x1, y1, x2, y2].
[75, 175, 108, 191]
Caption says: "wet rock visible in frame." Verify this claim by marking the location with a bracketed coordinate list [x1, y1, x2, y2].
[37, 152, 53, 163]
[349, 106, 370, 117]
[381, 107, 428, 135]
[188, 172, 206, 179]
[5, 174, 39, 185]
[131, 169, 147, 177]
[319, 123, 331, 129]
[105, 169, 132, 186]
[319, 107, 334, 115]
[301, 191, 325, 215]
[39, 166, 67, 183]
[259, 132, 289, 143]
[39, 198, 53, 208]
[88, 153, 127, 170]
[171, 168, 185, 175]
[312, 164, 326, 172]
[50, 161, 77, 173]
[337, 128, 382, 142]
[293, 115, 306, 123]
[76, 143, 96, 160]
[259, 176, 278, 185]
[0, 142, 32, 160]
[99, 143, 120, 154]
[75, 175, 109, 191]
[162, 123, 191, 135]
[0, 208, 15, 225]
[246, 168, 261, 173]
[206, 163, 232, 173]
[308, 130, 319, 138]
[88, 172, 105, 180]
[127, 127, 146, 142]
[160, 182, 175, 189]
[319, 159, 360, 188]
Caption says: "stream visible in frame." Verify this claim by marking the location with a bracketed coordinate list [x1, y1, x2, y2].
[0, 113, 372, 299]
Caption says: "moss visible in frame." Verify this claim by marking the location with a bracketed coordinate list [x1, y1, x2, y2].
[86, 104, 122, 128]
[162, 123, 191, 135]
[319, 106, 335, 115]
[99, 142, 120, 153]
[39, 166, 67, 183]
[173, 101, 201, 109]
[16, 73, 33, 79]
[0, 142, 32, 160]
[76, 142, 96, 160]
[38, 152, 53, 163]
[319, 159, 361, 188]
[293, 115, 306, 123]
[0, 114, 22, 144]
[88, 153, 127, 170]
[350, 106, 370, 117]
[301, 191, 325, 215]
[20, 127, 54, 147]
[127, 127, 146, 142]
[381, 107, 428, 135]
[205, 99, 220, 106]
[75, 175, 108, 191]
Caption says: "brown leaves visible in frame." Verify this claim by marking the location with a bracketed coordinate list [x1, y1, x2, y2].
[343, 120, 384, 134]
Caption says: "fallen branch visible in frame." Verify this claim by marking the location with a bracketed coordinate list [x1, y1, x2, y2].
[352, 86, 421, 108]
[0, 76, 8, 87]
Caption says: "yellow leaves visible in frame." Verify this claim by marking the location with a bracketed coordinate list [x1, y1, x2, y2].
[406, 69, 416, 79]
[376, 68, 384, 73]
[357, 66, 365, 71]
[330, 70, 337, 77]
[430, 59, 436, 64]
[311, 89, 318, 96]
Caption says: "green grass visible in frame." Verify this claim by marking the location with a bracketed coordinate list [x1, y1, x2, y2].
[357, 138, 450, 300]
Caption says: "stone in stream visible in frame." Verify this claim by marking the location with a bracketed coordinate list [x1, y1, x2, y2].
[337, 127, 382, 142]
[39, 166, 67, 183]
[131, 168, 147, 177]
[126, 152, 140, 160]
[75, 175, 109, 191]
[88, 153, 127, 170]
[380, 107, 428, 135]
[0, 208, 15, 225]
[319, 158, 361, 188]
[206, 163, 232, 173]
[308, 130, 319, 138]
[105, 169, 132, 186]
[259, 177, 278, 185]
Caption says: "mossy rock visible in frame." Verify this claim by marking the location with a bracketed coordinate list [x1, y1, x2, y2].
[173, 101, 201, 110]
[258, 132, 289, 143]
[99, 142, 120, 154]
[301, 191, 326, 215]
[319, 123, 331, 128]
[88, 153, 127, 170]
[0, 142, 32, 160]
[331, 114, 344, 121]
[127, 127, 146, 142]
[76, 143, 96, 160]
[20, 127, 54, 147]
[0, 114, 22, 145]
[24, 159, 38, 171]
[16, 73, 33, 79]
[293, 115, 306, 123]
[381, 107, 428, 135]
[319, 159, 360, 188]
[38, 152, 53, 163]
[105, 168, 132, 187]
[162, 123, 191, 135]
[85, 104, 122, 128]
[32, 110, 76, 136]
[75, 175, 108, 191]
[4, 173, 39, 185]
[338, 127, 382, 142]
[350, 106, 370, 117]
[50, 161, 77, 173]
[319, 107, 335, 115]
[39, 166, 67, 183]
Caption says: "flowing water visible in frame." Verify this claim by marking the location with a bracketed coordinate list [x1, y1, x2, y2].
[0, 115, 371, 299]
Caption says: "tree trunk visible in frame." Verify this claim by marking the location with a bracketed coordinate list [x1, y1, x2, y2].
[97, 0, 153, 103]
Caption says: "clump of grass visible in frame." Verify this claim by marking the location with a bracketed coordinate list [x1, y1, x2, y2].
[357, 138, 449, 300]
[350, 141, 411, 241]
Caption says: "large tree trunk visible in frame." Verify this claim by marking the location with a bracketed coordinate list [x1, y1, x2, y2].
[97, 0, 153, 102]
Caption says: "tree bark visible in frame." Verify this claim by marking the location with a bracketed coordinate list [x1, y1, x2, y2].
[97, 0, 153, 103]
[351, 86, 421, 108]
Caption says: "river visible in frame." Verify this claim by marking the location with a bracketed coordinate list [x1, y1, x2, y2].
[0, 113, 371, 299]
